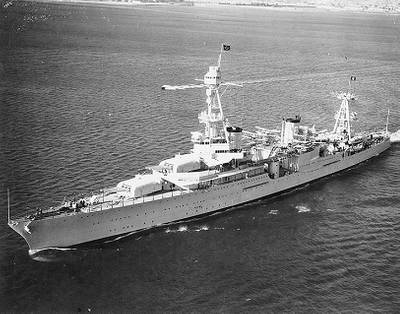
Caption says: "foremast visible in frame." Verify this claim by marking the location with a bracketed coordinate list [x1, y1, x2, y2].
[162, 44, 243, 160]
[199, 49, 228, 143]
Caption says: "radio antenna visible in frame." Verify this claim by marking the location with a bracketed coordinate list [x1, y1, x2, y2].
[385, 108, 390, 135]
[7, 188, 11, 224]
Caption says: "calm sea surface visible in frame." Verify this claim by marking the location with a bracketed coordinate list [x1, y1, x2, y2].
[1, 1, 400, 312]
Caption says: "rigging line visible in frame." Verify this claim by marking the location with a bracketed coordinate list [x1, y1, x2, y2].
[220, 85, 230, 98]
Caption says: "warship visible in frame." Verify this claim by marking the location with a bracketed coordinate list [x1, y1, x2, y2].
[8, 46, 393, 254]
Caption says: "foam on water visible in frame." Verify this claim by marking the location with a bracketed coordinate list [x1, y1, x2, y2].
[165, 225, 189, 233]
[29, 247, 78, 262]
[103, 231, 138, 243]
[296, 205, 311, 213]
[390, 129, 400, 142]
[28, 247, 77, 256]
[166, 225, 211, 233]
[194, 226, 209, 232]
[178, 225, 188, 232]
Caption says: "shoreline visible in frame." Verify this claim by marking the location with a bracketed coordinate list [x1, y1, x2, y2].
[15, 0, 400, 15]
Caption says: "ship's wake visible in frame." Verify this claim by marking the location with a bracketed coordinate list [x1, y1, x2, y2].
[29, 247, 77, 255]
[195, 226, 210, 232]
[165, 225, 188, 233]
[29, 247, 77, 262]
[296, 205, 311, 213]
[390, 129, 400, 143]
[165, 225, 211, 233]
[103, 231, 139, 244]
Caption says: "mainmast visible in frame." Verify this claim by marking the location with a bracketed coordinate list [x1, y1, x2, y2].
[332, 76, 357, 140]
[333, 92, 352, 139]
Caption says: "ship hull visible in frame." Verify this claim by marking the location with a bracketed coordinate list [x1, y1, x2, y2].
[9, 139, 391, 252]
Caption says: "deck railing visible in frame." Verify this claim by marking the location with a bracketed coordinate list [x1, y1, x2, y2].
[82, 189, 193, 213]
[13, 164, 270, 221]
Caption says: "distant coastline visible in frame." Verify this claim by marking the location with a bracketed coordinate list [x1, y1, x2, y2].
[14, 0, 400, 14]
[216, 1, 400, 14]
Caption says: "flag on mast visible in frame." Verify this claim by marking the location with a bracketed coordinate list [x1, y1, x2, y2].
[218, 44, 230, 67]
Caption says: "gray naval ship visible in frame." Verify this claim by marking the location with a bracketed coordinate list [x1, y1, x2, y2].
[8, 47, 393, 254]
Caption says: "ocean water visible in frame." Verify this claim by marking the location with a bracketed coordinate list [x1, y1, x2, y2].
[1, 1, 400, 312]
